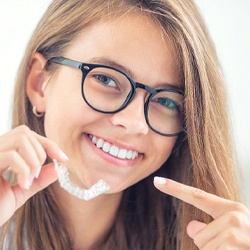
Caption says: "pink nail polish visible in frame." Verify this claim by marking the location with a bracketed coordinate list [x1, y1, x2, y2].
[154, 176, 167, 185]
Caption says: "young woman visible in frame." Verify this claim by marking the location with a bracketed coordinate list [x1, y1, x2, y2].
[0, 0, 249, 249]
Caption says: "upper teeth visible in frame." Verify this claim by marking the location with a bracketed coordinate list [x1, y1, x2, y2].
[89, 135, 139, 160]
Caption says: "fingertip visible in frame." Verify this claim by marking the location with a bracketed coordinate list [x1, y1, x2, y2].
[35, 163, 58, 185]
[154, 176, 167, 185]
[35, 134, 69, 163]
[59, 150, 69, 161]
[16, 173, 32, 190]
[186, 220, 206, 239]
[50, 149, 69, 163]
[35, 166, 42, 179]
[23, 179, 32, 190]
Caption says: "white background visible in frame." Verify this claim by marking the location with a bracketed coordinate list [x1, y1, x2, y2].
[0, 0, 250, 205]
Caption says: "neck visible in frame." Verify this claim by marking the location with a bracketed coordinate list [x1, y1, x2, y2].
[51, 182, 123, 250]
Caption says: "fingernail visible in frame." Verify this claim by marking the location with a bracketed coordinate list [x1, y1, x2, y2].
[154, 176, 167, 185]
[59, 150, 69, 161]
[24, 179, 32, 190]
[35, 166, 42, 179]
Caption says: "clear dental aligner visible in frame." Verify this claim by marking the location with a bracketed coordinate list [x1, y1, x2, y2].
[53, 159, 110, 201]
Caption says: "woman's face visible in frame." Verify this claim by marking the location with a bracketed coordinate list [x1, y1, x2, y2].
[43, 13, 181, 193]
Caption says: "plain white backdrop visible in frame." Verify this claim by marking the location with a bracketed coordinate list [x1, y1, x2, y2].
[0, 1, 250, 204]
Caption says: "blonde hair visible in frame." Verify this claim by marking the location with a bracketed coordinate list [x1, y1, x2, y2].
[1, 0, 240, 249]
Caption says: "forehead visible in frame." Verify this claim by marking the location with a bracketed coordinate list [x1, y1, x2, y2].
[66, 12, 176, 58]
[64, 12, 181, 85]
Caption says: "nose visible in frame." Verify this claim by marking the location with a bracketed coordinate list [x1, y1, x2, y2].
[110, 92, 149, 135]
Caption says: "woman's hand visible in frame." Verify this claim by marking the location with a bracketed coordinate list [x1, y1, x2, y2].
[154, 176, 250, 249]
[0, 125, 68, 226]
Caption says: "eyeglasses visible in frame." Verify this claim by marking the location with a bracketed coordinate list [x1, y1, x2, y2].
[46, 57, 185, 136]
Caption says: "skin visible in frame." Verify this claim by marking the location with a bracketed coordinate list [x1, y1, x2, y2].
[0, 12, 249, 250]
[154, 177, 250, 249]
[40, 14, 179, 248]
[40, 14, 179, 193]
[0, 126, 66, 226]
[1, 13, 179, 249]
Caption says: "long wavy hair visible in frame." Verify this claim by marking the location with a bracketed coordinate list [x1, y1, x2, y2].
[0, 0, 241, 249]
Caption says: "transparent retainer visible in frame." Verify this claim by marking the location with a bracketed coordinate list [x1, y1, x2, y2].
[53, 159, 110, 201]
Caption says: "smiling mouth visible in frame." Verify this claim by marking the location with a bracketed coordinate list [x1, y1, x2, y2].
[88, 134, 139, 160]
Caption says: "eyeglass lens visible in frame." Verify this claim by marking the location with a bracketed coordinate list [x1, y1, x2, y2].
[82, 67, 184, 136]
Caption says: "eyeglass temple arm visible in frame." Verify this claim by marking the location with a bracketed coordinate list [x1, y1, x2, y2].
[49, 57, 82, 70]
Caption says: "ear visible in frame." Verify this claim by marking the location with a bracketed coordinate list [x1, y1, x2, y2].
[26, 52, 49, 113]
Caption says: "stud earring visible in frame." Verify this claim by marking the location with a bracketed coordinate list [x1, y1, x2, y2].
[32, 106, 44, 118]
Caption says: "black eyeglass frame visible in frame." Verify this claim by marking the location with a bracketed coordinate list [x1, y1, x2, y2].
[46, 56, 185, 137]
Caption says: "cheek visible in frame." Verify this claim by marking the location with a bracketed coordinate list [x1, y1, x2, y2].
[152, 137, 177, 167]
[43, 81, 104, 149]
[42, 80, 83, 141]
[127, 137, 176, 189]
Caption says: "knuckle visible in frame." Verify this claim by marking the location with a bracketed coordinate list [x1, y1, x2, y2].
[192, 187, 207, 199]
[8, 150, 19, 161]
[229, 201, 247, 212]
[16, 129, 31, 144]
[16, 133, 29, 143]
[227, 211, 243, 228]
[31, 157, 41, 169]
[217, 246, 231, 250]
[39, 150, 47, 164]
[222, 228, 239, 244]
[8, 151, 30, 175]
[193, 236, 202, 248]
[17, 125, 31, 134]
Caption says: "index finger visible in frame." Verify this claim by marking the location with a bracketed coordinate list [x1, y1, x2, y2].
[153, 176, 233, 218]
[33, 132, 69, 163]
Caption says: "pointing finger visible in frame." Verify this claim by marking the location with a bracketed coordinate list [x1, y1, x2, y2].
[153, 176, 233, 218]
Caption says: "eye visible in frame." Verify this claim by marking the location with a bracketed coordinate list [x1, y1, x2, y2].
[153, 97, 179, 111]
[95, 74, 117, 87]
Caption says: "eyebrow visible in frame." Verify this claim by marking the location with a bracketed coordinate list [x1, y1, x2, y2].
[89, 56, 183, 91]
[89, 57, 135, 78]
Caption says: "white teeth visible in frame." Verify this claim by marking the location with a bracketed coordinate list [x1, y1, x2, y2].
[132, 151, 138, 159]
[96, 138, 104, 148]
[118, 149, 127, 159]
[127, 150, 133, 159]
[109, 145, 119, 157]
[89, 135, 139, 160]
[92, 136, 97, 144]
[102, 142, 111, 152]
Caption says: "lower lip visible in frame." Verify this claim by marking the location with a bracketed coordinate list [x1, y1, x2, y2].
[83, 133, 142, 168]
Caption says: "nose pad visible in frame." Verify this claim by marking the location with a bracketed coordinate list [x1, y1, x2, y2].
[110, 94, 149, 135]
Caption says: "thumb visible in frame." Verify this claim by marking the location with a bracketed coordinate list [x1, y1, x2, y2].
[187, 220, 207, 239]
[12, 163, 58, 209]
